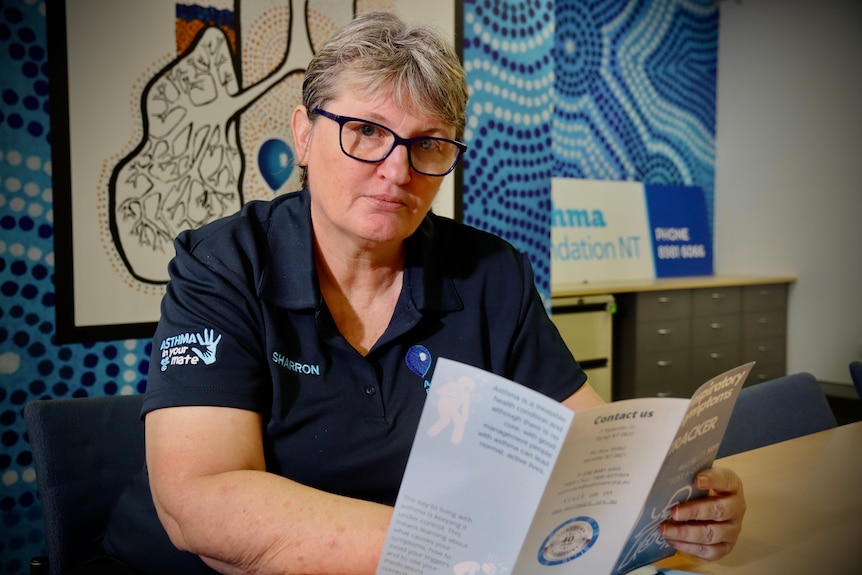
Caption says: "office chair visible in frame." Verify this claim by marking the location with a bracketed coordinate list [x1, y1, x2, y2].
[850, 361, 862, 399]
[23, 394, 145, 575]
[717, 372, 837, 458]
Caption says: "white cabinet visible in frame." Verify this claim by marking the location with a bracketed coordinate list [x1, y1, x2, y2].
[550, 294, 615, 402]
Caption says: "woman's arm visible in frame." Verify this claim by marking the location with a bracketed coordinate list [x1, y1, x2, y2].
[146, 405, 392, 575]
[560, 380, 606, 411]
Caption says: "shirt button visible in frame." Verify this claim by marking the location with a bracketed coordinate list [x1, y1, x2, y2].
[365, 385, 377, 396]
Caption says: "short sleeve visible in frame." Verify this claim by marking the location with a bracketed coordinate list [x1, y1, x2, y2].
[143, 225, 270, 416]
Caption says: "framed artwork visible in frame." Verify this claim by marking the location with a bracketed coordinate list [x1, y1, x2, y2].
[49, 0, 463, 343]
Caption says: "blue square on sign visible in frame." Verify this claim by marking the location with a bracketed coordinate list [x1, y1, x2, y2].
[644, 184, 713, 277]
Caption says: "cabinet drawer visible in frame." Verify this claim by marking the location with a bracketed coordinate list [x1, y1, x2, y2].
[742, 284, 788, 312]
[691, 315, 741, 347]
[636, 290, 691, 322]
[635, 350, 691, 397]
[691, 343, 741, 383]
[747, 362, 787, 386]
[635, 318, 691, 354]
[742, 309, 787, 340]
[551, 309, 612, 361]
[741, 336, 787, 366]
[692, 287, 741, 317]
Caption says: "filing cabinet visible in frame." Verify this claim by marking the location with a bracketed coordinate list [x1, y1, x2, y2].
[742, 283, 789, 384]
[612, 282, 790, 399]
[615, 289, 694, 398]
[691, 286, 742, 384]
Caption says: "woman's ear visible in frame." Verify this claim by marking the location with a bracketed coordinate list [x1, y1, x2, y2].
[291, 105, 312, 166]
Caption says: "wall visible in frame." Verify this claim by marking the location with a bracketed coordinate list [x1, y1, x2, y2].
[714, 0, 862, 385]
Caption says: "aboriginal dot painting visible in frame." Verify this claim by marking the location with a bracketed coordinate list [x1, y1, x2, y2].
[462, 0, 558, 298]
[461, 0, 717, 300]
[552, 0, 718, 220]
[0, 1, 717, 572]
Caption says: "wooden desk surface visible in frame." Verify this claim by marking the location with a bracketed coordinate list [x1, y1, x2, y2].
[552, 275, 797, 298]
[653, 421, 862, 575]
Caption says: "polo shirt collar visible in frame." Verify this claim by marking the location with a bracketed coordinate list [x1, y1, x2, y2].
[257, 189, 318, 309]
[404, 215, 463, 313]
[258, 189, 463, 314]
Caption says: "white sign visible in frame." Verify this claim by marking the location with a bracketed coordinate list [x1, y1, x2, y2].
[551, 179, 653, 286]
[551, 179, 713, 288]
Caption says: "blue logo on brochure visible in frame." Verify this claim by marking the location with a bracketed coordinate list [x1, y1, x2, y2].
[538, 516, 600, 565]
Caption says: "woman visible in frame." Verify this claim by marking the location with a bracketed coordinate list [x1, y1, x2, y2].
[103, 11, 745, 575]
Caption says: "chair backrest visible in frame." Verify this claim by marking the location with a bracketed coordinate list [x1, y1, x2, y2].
[850, 361, 862, 399]
[717, 372, 837, 458]
[23, 394, 145, 575]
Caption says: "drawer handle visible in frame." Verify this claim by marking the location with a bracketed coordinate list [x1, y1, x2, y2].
[658, 296, 671, 304]
[758, 317, 770, 324]
[710, 352, 724, 359]
[656, 360, 672, 367]
[757, 345, 768, 352]
[759, 289, 771, 296]
[657, 328, 671, 335]
[711, 292, 723, 300]
[710, 322, 723, 330]
[656, 392, 672, 398]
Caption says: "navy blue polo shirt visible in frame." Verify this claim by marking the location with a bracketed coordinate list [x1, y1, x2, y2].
[105, 188, 585, 572]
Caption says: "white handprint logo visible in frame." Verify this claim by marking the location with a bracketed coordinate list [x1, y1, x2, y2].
[192, 328, 222, 365]
[159, 328, 224, 371]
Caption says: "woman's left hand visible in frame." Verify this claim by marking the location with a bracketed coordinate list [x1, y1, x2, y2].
[660, 466, 746, 561]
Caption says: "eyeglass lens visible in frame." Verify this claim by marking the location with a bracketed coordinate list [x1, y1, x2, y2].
[339, 120, 461, 176]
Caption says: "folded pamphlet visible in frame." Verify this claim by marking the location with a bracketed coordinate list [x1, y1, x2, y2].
[377, 358, 753, 575]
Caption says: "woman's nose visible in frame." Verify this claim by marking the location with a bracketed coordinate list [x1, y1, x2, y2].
[378, 143, 412, 183]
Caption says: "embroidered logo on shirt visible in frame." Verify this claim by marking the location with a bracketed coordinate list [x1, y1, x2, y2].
[405, 344, 433, 392]
[159, 328, 222, 372]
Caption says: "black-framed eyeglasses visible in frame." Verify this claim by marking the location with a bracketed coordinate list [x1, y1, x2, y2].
[312, 108, 467, 177]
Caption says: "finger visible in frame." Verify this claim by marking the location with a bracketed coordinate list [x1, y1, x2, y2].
[695, 467, 742, 494]
[662, 514, 741, 545]
[662, 536, 735, 561]
[673, 468, 747, 524]
[671, 492, 741, 522]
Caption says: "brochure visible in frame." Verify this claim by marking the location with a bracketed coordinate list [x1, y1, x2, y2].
[376, 358, 753, 575]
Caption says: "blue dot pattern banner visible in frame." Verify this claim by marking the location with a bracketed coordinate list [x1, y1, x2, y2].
[462, 0, 557, 299]
[0, 1, 717, 572]
[462, 0, 717, 301]
[553, 0, 717, 225]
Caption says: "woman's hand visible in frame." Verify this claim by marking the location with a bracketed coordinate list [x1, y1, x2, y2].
[660, 466, 746, 561]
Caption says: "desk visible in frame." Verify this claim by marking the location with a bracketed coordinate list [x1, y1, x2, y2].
[652, 421, 862, 575]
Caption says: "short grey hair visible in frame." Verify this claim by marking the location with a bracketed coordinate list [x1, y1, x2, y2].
[299, 11, 468, 185]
